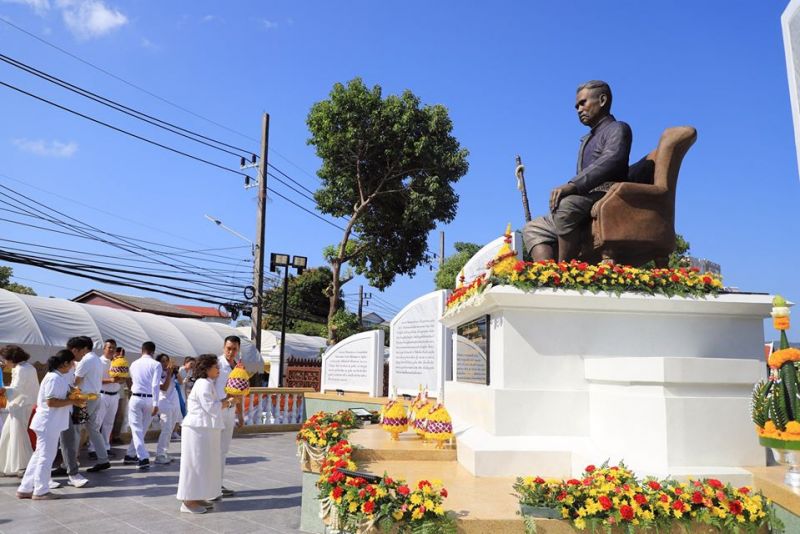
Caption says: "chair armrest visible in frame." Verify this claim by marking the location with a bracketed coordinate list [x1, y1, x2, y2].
[592, 183, 674, 246]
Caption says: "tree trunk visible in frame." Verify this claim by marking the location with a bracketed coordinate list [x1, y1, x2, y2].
[327, 259, 341, 343]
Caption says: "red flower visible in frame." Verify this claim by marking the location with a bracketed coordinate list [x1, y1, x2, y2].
[582, 478, 592, 486]
[634, 493, 647, 505]
[620, 505, 634, 521]
[707, 479, 723, 489]
[660, 494, 670, 503]
[384, 476, 394, 485]
[702, 276, 712, 284]
[332, 486, 343, 499]
[647, 481, 662, 491]
[690, 267, 700, 273]
[363, 500, 375, 514]
[558, 263, 568, 272]
[673, 500, 685, 512]
[738, 486, 750, 494]
[534, 477, 545, 484]
[358, 489, 366, 499]
[566, 479, 581, 486]
[397, 485, 410, 496]
[585, 464, 596, 473]
[577, 262, 588, 271]
[729, 500, 743, 515]
[419, 506, 426, 514]
[440, 488, 448, 498]
[673, 487, 683, 496]
[670, 274, 681, 282]
[599, 496, 612, 510]
[328, 470, 345, 484]
[556, 491, 567, 501]
[418, 480, 431, 489]
[513, 260, 526, 273]
[691, 491, 704, 504]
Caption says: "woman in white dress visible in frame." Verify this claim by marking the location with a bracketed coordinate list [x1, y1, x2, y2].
[17, 350, 85, 499]
[0, 345, 40, 476]
[177, 354, 225, 514]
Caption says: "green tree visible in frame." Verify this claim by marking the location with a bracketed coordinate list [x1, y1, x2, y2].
[261, 267, 343, 336]
[669, 234, 691, 268]
[434, 241, 482, 290]
[329, 309, 362, 343]
[0, 266, 36, 295]
[307, 78, 469, 341]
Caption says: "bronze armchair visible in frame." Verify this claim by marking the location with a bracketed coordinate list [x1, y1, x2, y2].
[583, 126, 697, 267]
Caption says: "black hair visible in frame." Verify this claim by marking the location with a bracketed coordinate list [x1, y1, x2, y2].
[48, 349, 75, 372]
[224, 335, 241, 346]
[156, 353, 170, 364]
[195, 354, 219, 379]
[577, 80, 612, 109]
[66, 336, 93, 351]
[0, 345, 30, 364]
[142, 341, 156, 355]
[115, 347, 125, 356]
[104, 339, 117, 346]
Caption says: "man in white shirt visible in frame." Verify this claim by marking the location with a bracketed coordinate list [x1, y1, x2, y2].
[75, 342, 109, 473]
[53, 336, 92, 489]
[215, 336, 244, 498]
[123, 341, 161, 470]
[86, 339, 120, 470]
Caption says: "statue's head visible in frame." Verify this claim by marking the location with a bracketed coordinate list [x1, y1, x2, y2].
[575, 80, 612, 128]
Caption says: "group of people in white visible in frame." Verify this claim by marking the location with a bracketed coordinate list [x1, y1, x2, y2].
[0, 334, 245, 514]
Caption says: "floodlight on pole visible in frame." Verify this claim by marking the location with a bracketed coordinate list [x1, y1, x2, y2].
[270, 252, 307, 386]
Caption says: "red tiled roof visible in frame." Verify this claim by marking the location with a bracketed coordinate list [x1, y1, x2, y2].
[174, 304, 230, 318]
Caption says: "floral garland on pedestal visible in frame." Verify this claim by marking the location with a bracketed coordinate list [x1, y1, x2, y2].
[514, 462, 780, 532]
[301, 411, 456, 534]
[297, 410, 359, 472]
[446, 225, 724, 314]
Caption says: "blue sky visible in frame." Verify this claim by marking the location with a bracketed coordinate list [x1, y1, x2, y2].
[0, 1, 796, 328]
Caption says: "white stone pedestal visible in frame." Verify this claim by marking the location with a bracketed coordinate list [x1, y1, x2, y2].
[440, 286, 771, 482]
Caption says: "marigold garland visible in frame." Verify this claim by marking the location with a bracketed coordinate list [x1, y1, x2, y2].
[446, 260, 723, 311]
[514, 462, 780, 532]
[301, 411, 456, 533]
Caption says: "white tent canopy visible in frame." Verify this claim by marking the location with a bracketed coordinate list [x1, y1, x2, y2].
[237, 327, 327, 361]
[0, 289, 261, 372]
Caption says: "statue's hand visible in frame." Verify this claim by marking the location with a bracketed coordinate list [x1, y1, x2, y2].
[550, 183, 578, 212]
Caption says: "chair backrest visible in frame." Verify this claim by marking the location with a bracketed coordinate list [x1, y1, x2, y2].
[652, 126, 697, 194]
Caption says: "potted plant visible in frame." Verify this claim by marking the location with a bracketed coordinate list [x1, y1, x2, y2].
[512, 475, 563, 519]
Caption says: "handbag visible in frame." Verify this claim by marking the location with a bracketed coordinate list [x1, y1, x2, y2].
[71, 404, 89, 425]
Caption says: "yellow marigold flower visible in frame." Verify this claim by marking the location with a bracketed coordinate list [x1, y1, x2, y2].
[410, 494, 422, 505]
[434, 505, 444, 516]
[424, 499, 435, 509]
[412, 508, 424, 520]
[674, 510, 683, 519]
[574, 518, 587, 530]
[561, 507, 570, 518]
[348, 501, 358, 513]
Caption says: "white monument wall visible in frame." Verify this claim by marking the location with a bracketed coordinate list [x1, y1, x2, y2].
[321, 329, 384, 397]
[389, 290, 450, 398]
[455, 231, 522, 287]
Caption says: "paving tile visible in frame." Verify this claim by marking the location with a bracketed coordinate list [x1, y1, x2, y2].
[1, 432, 303, 533]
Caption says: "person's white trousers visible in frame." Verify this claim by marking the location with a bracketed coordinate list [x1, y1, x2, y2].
[18, 428, 59, 496]
[176, 426, 221, 501]
[88, 392, 120, 453]
[126, 396, 154, 460]
[220, 407, 236, 484]
[156, 403, 182, 457]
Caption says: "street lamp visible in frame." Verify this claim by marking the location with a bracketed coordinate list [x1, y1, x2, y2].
[271, 252, 307, 386]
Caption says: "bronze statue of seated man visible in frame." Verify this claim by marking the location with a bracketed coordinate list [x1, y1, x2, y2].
[523, 80, 632, 262]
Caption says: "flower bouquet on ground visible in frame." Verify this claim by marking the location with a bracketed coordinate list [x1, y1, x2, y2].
[515, 462, 780, 533]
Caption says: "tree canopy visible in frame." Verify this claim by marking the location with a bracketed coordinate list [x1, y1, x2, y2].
[0, 266, 35, 295]
[307, 77, 469, 340]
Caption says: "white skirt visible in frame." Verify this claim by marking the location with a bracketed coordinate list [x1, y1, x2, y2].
[0, 405, 34, 475]
[176, 426, 222, 501]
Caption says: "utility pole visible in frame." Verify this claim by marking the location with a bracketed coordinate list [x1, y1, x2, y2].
[439, 230, 445, 268]
[251, 113, 270, 353]
[358, 285, 364, 326]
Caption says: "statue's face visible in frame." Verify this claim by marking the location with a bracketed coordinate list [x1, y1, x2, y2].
[575, 88, 607, 127]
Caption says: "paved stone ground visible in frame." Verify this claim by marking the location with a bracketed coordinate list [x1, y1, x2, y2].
[0, 432, 302, 534]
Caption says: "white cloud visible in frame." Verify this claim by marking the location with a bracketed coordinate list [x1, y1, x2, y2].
[56, 0, 127, 39]
[12, 138, 78, 158]
[260, 18, 278, 30]
[202, 14, 216, 22]
[0, 0, 50, 16]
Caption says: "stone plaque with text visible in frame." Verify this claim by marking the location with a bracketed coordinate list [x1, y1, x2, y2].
[389, 290, 450, 398]
[321, 329, 384, 397]
[455, 315, 490, 385]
